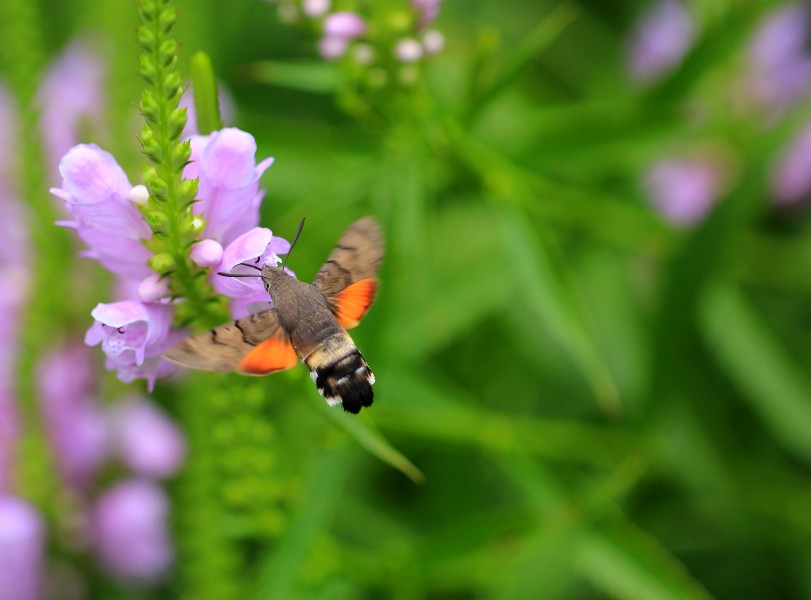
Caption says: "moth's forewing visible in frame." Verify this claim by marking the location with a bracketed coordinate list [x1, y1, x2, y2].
[312, 217, 383, 328]
[163, 308, 298, 375]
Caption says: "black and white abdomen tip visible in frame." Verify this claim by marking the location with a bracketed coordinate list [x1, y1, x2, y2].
[310, 350, 375, 414]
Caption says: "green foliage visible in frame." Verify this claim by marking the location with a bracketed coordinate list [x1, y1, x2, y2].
[5, 0, 811, 598]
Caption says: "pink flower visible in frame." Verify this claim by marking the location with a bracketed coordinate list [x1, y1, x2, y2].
[185, 128, 275, 246]
[323, 12, 366, 39]
[772, 122, 811, 204]
[37, 343, 109, 490]
[91, 479, 173, 583]
[0, 390, 19, 495]
[412, 0, 442, 28]
[51, 144, 152, 281]
[642, 158, 725, 226]
[212, 227, 291, 317]
[37, 39, 107, 175]
[110, 398, 185, 479]
[747, 3, 811, 114]
[85, 301, 180, 391]
[627, 0, 695, 84]
[0, 497, 45, 600]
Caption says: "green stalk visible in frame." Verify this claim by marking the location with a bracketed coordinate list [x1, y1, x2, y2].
[136, 0, 227, 329]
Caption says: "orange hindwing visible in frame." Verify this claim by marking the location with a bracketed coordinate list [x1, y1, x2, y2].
[333, 278, 377, 329]
[240, 337, 299, 374]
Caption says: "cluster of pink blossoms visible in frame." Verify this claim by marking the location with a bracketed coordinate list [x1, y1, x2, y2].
[51, 127, 289, 389]
[268, 0, 445, 73]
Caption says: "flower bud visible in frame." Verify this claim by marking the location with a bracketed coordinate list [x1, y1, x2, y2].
[395, 38, 423, 63]
[149, 253, 176, 274]
[137, 26, 157, 51]
[168, 107, 188, 141]
[171, 141, 192, 171]
[422, 30, 445, 55]
[162, 72, 183, 101]
[138, 274, 170, 302]
[140, 92, 160, 125]
[159, 6, 177, 33]
[324, 12, 366, 39]
[302, 0, 330, 18]
[141, 0, 159, 20]
[190, 239, 224, 267]
[158, 40, 178, 67]
[145, 211, 170, 233]
[128, 185, 150, 205]
[139, 55, 158, 85]
[186, 216, 205, 236]
[146, 175, 168, 201]
[177, 179, 199, 205]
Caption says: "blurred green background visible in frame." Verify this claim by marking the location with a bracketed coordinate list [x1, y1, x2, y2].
[4, 0, 811, 598]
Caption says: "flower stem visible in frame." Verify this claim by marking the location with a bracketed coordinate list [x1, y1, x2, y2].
[136, 0, 228, 329]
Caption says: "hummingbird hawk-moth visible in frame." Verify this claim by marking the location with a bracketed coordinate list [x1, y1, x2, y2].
[164, 217, 383, 414]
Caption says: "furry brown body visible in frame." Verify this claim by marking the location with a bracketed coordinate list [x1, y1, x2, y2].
[164, 217, 382, 414]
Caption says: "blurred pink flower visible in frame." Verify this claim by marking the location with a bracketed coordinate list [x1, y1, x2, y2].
[37, 39, 107, 175]
[0, 84, 28, 496]
[0, 496, 45, 600]
[37, 343, 109, 490]
[748, 3, 811, 114]
[642, 158, 725, 226]
[91, 479, 173, 583]
[627, 0, 695, 84]
[772, 122, 811, 205]
[110, 398, 185, 479]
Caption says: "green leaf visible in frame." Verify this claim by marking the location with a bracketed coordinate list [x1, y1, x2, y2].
[498, 208, 620, 413]
[247, 59, 340, 94]
[256, 446, 351, 599]
[578, 519, 715, 600]
[190, 51, 222, 133]
[309, 393, 424, 483]
[701, 285, 811, 462]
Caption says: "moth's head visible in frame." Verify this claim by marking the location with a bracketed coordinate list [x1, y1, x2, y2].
[259, 264, 292, 292]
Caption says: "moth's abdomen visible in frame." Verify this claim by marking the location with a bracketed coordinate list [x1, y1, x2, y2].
[305, 336, 375, 414]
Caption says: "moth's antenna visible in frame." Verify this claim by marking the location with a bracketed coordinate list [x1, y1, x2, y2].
[281, 218, 305, 272]
[217, 272, 262, 278]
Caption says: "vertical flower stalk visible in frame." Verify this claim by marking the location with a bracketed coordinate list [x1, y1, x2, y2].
[135, 0, 227, 328]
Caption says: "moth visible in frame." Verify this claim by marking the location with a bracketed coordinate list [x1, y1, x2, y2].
[164, 217, 383, 414]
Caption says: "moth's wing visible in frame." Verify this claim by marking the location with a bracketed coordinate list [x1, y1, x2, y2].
[312, 217, 383, 329]
[163, 309, 299, 375]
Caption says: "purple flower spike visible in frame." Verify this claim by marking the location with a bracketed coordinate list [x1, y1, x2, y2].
[0, 496, 44, 600]
[0, 390, 19, 494]
[642, 158, 724, 227]
[773, 122, 811, 204]
[37, 39, 107, 175]
[412, 0, 442, 28]
[324, 12, 366, 39]
[91, 479, 173, 583]
[627, 0, 695, 84]
[748, 3, 811, 113]
[38, 342, 109, 490]
[51, 144, 152, 281]
[85, 301, 178, 391]
[191, 128, 274, 246]
[111, 398, 185, 479]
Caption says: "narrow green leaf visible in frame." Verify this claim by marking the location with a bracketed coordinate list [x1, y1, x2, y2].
[469, 2, 579, 117]
[190, 51, 222, 133]
[498, 208, 620, 413]
[246, 60, 340, 93]
[256, 446, 351, 599]
[701, 285, 811, 462]
[309, 394, 424, 484]
[578, 520, 715, 600]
